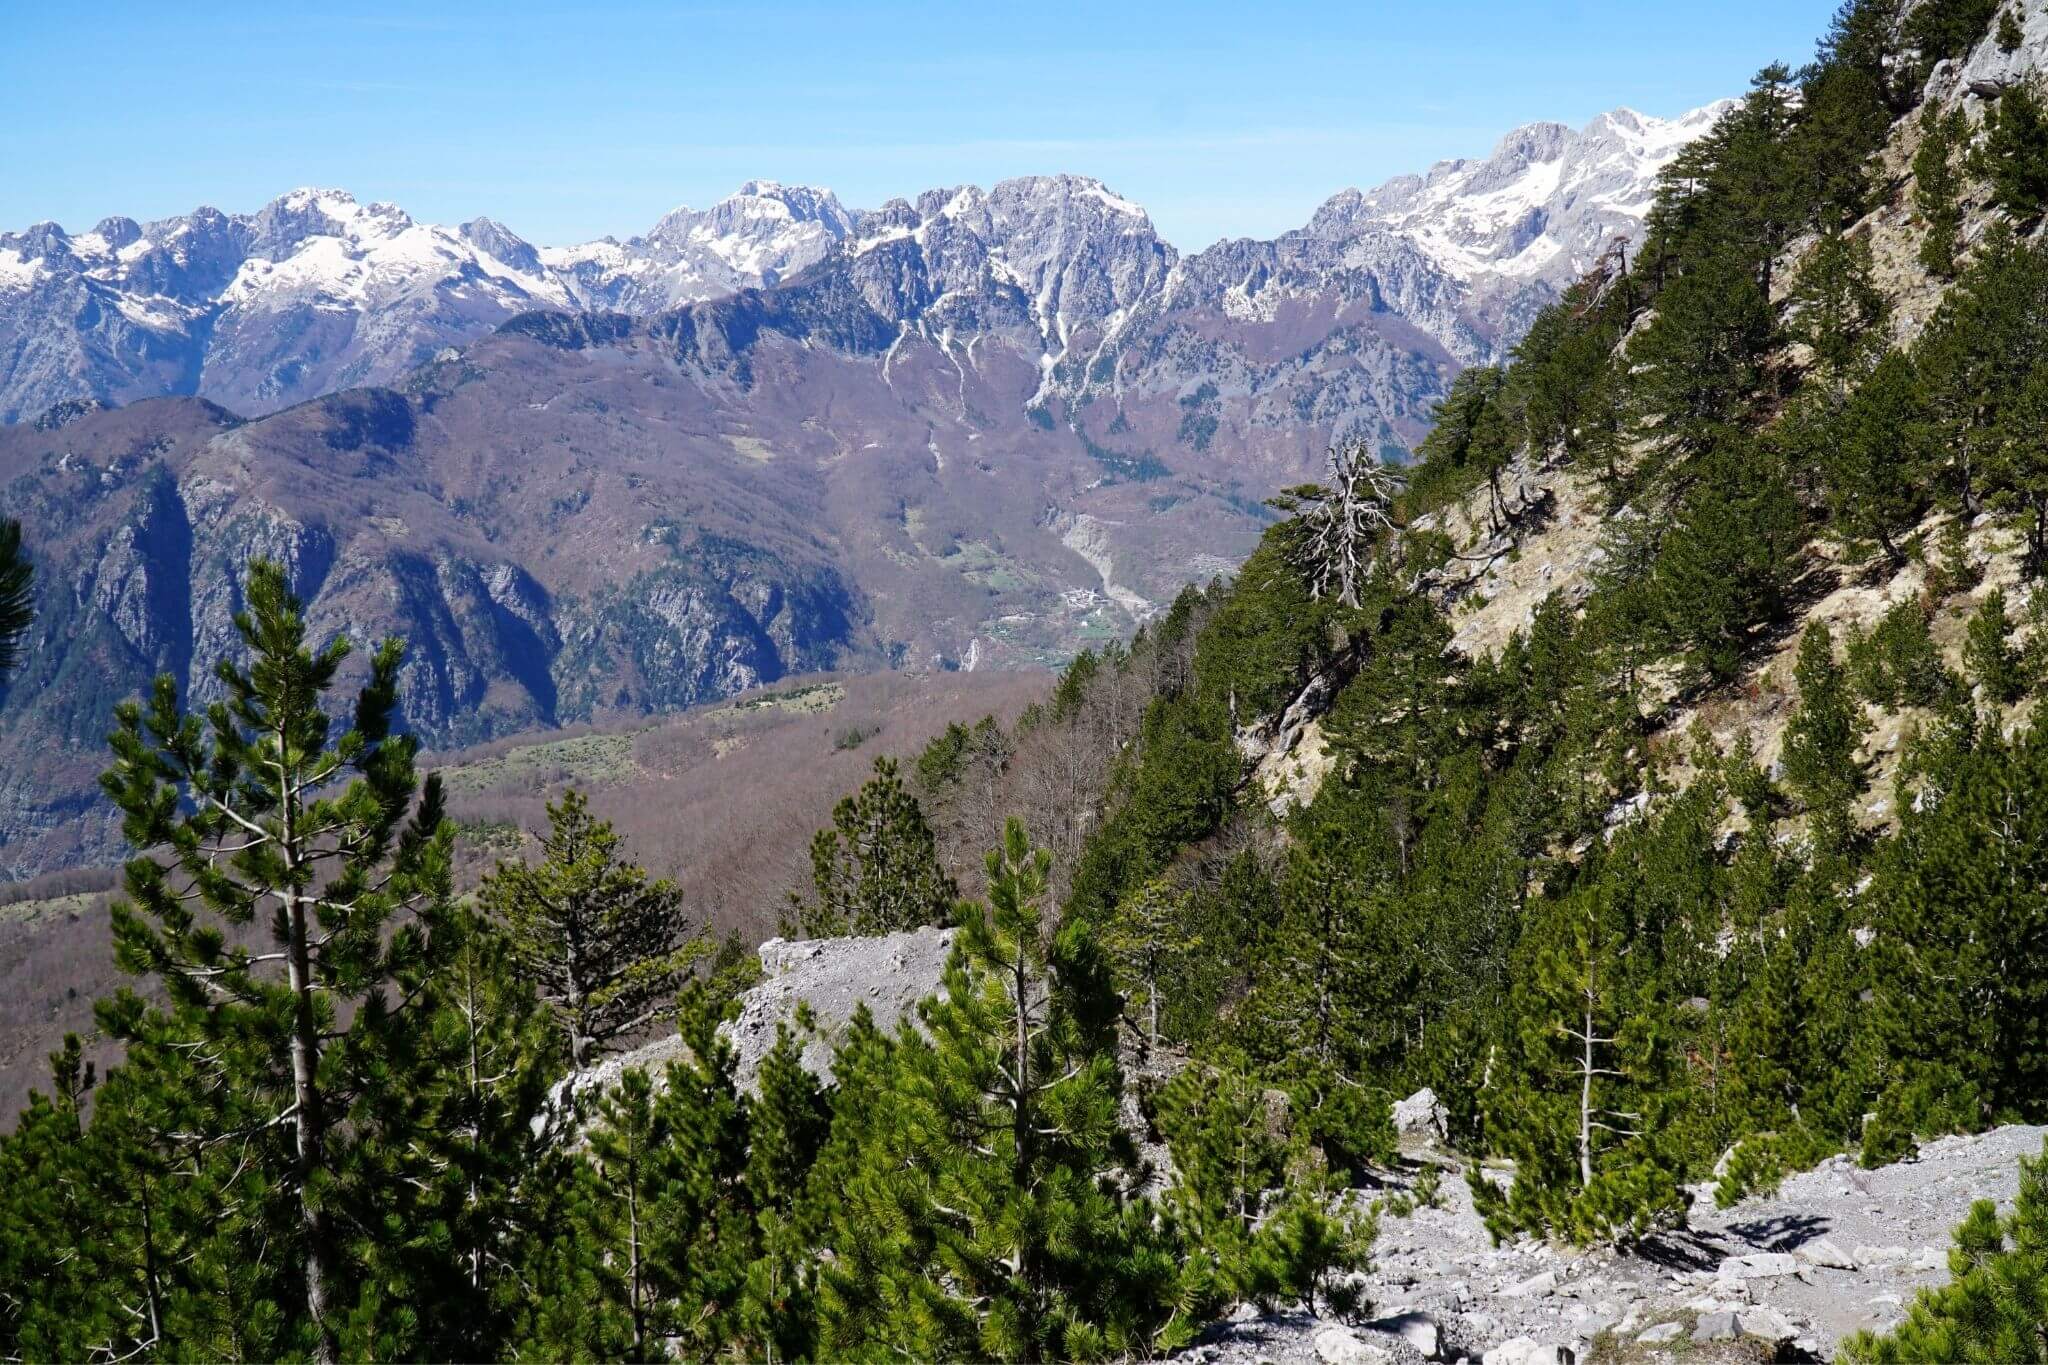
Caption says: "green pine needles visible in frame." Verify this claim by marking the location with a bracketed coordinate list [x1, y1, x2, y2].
[95, 558, 458, 1362]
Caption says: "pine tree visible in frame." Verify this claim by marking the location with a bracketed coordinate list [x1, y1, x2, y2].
[1509, 287, 1628, 482]
[2000, 7, 2027, 54]
[480, 787, 705, 1070]
[1651, 444, 1804, 684]
[1153, 1061, 1290, 1267]
[1470, 870, 1687, 1247]
[816, 820, 1190, 1361]
[1989, 361, 2048, 572]
[380, 909, 562, 1359]
[1245, 844, 1388, 1077]
[1842, 1135, 2048, 1362]
[95, 558, 455, 1363]
[1626, 256, 1776, 476]
[1271, 442, 1406, 606]
[1815, 352, 1933, 566]
[1870, 719, 2048, 1139]
[788, 755, 958, 937]
[1101, 877, 1202, 1051]
[1409, 367, 1514, 524]
[0, 1041, 128, 1360]
[1915, 225, 2048, 518]
[1914, 105, 1970, 278]
[535, 1003, 755, 1361]
[1789, 230, 1889, 401]
[1983, 80, 2048, 219]
[732, 1022, 831, 1363]
[1964, 587, 2025, 704]
[1782, 622, 1871, 853]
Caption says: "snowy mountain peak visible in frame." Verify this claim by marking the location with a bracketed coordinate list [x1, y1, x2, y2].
[1351, 100, 1731, 285]
[0, 101, 1728, 421]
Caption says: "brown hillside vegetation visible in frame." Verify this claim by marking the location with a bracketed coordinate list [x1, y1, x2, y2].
[0, 667, 1046, 1125]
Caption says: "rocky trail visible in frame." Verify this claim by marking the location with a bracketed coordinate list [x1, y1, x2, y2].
[1193, 1117, 2046, 1364]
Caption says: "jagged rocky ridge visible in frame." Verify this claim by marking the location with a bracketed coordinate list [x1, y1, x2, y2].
[0, 106, 1721, 424]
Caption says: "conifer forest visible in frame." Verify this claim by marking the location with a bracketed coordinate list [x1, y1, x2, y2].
[7, 1, 2048, 1361]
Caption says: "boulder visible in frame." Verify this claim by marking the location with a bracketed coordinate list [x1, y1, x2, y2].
[1738, 1307, 1799, 1346]
[1796, 1237, 1857, 1270]
[1637, 1321, 1685, 1344]
[1693, 1311, 1741, 1341]
[545, 927, 954, 1123]
[1314, 1326, 1392, 1365]
[1504, 1270, 1559, 1298]
[720, 928, 955, 1090]
[1364, 1310, 1440, 1360]
[1392, 1087, 1447, 1141]
[1717, 1251, 1799, 1281]
[1854, 1244, 1909, 1265]
[1692, 1308, 1797, 1345]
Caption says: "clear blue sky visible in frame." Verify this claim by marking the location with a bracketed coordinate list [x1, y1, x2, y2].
[5, 1, 1840, 252]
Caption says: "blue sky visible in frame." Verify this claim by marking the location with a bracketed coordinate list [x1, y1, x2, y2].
[5, 1, 1840, 251]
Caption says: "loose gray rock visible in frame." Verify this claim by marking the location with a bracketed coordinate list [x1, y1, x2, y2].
[1717, 1251, 1800, 1282]
[1313, 1326, 1392, 1365]
[1636, 1321, 1684, 1344]
[1363, 1310, 1439, 1359]
[550, 927, 954, 1119]
[1798, 1238, 1857, 1271]
[1693, 1310, 1741, 1342]
[1480, 1339, 1573, 1365]
[1739, 1307, 1799, 1345]
[1504, 1271, 1558, 1299]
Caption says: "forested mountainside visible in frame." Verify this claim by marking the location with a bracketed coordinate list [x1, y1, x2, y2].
[11, 3, 2048, 1364]
[0, 107, 1719, 879]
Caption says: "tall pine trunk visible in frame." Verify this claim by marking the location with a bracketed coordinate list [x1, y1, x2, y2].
[286, 885, 338, 1365]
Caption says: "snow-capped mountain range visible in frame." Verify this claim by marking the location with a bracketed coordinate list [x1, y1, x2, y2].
[0, 103, 1725, 423]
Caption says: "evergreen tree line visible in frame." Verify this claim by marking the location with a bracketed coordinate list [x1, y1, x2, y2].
[0, 566, 1384, 1363]
[11, 5, 2048, 1358]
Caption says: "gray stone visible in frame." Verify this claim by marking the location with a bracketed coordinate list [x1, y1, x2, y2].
[1693, 1311, 1741, 1342]
[1798, 1237, 1857, 1270]
[1392, 1087, 1447, 1141]
[1637, 1321, 1684, 1344]
[1738, 1307, 1799, 1345]
[1364, 1311, 1439, 1360]
[1505, 1270, 1559, 1298]
[1717, 1251, 1799, 1281]
[1481, 1340, 1574, 1365]
[719, 929, 954, 1091]
[1313, 1326, 1391, 1365]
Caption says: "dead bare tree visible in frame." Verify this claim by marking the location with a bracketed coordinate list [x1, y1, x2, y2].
[1278, 441, 1405, 608]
